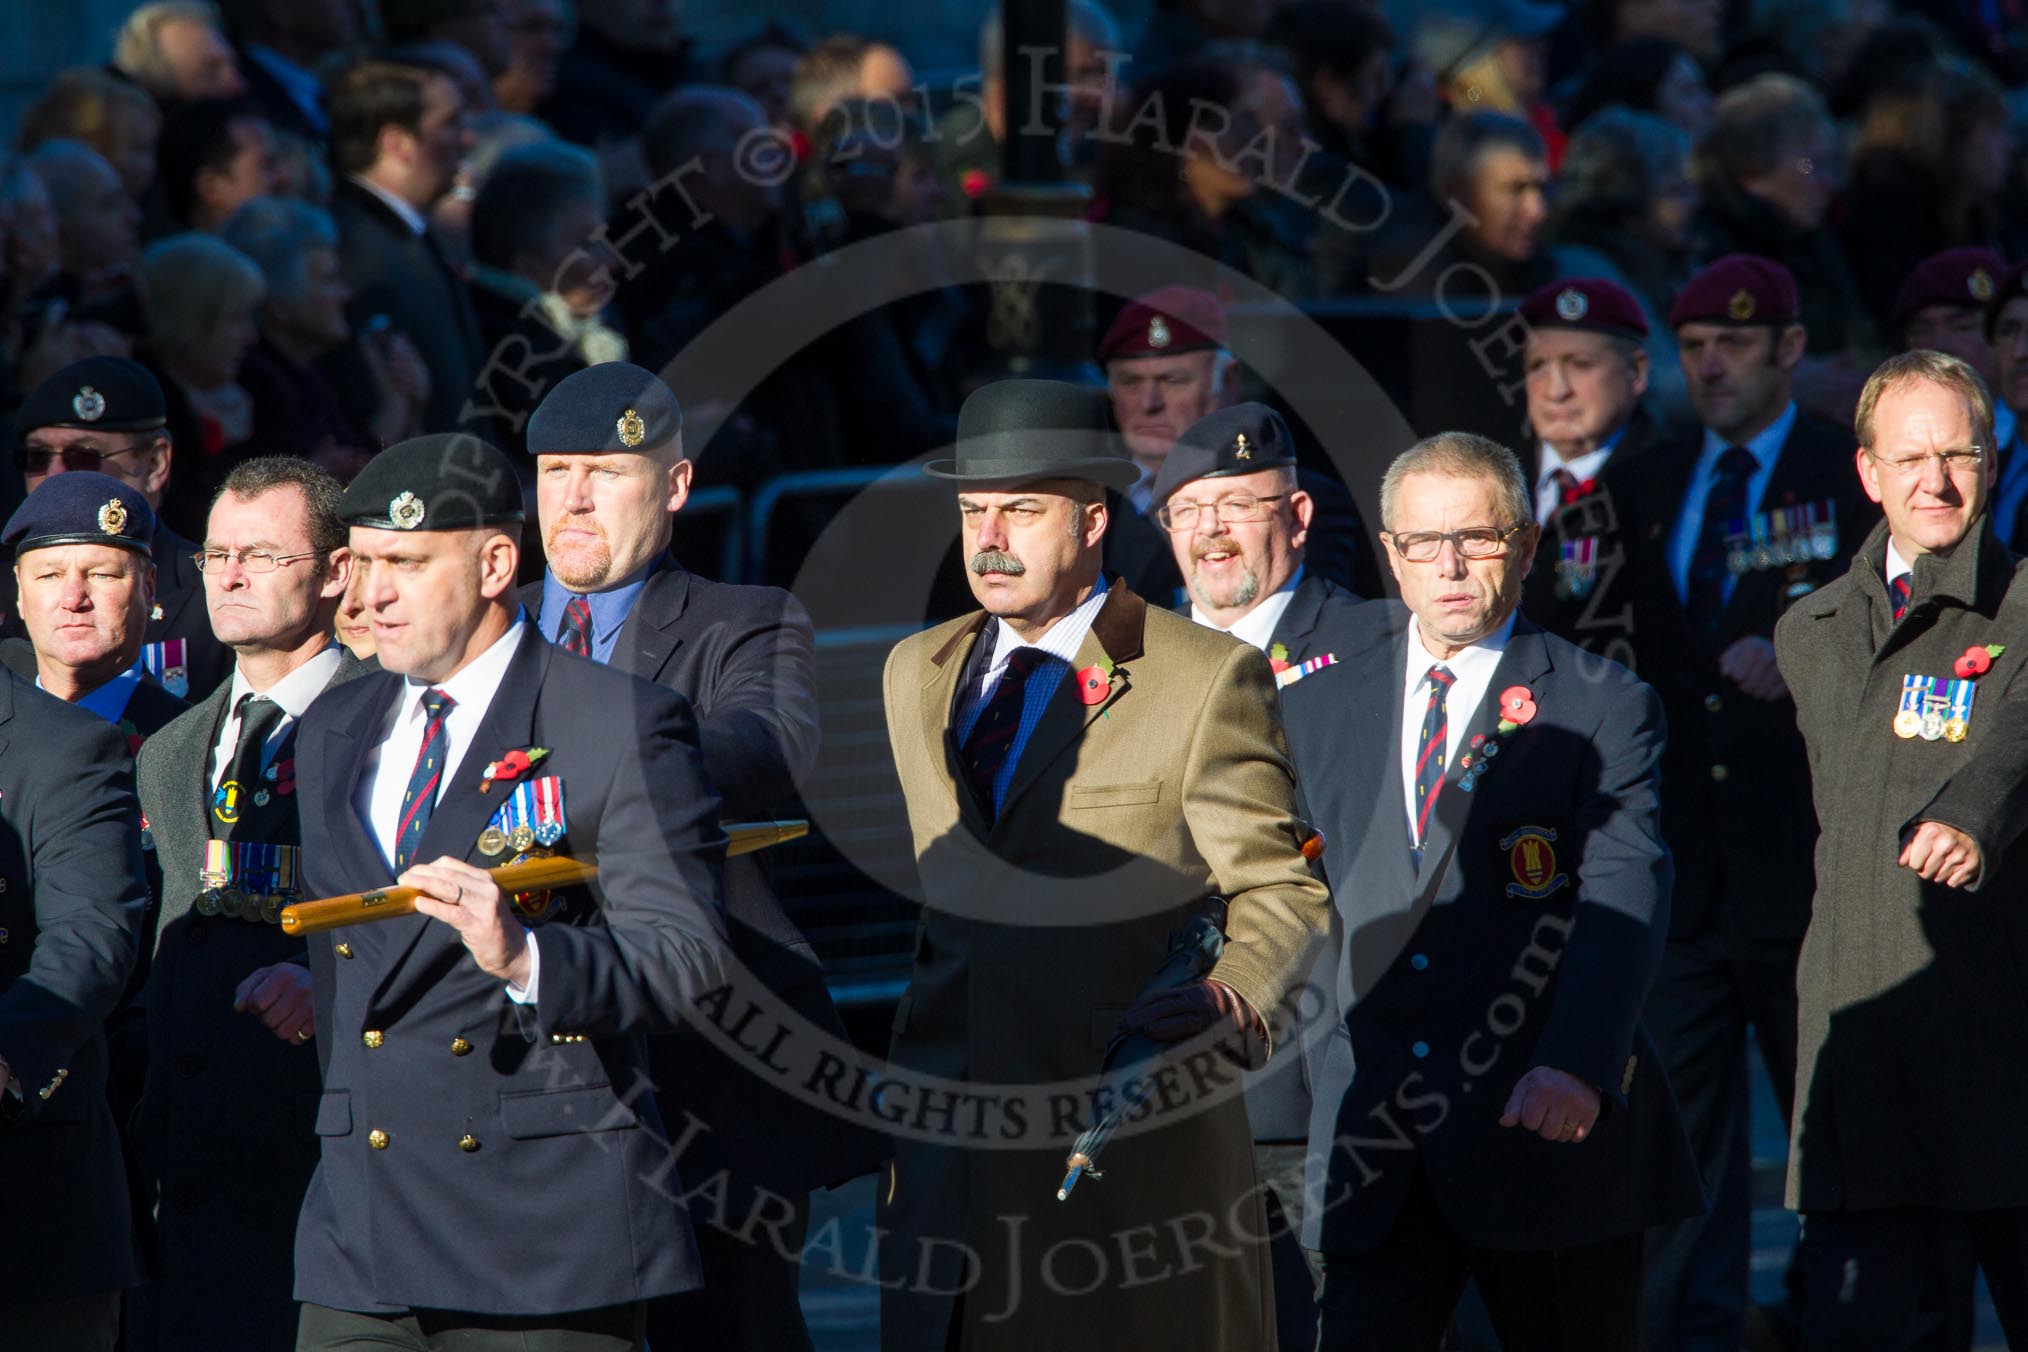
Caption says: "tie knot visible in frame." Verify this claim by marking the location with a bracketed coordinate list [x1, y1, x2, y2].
[1427, 664, 1456, 689]
[420, 688, 455, 720]
[1718, 446, 1758, 480]
[1004, 646, 1050, 677]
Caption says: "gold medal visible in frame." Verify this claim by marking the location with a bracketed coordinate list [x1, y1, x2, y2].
[477, 827, 508, 857]
[508, 825, 536, 854]
[1893, 710, 1923, 739]
[260, 894, 281, 924]
[1944, 717, 1968, 743]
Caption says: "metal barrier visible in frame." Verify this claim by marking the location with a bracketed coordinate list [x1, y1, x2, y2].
[670, 484, 746, 584]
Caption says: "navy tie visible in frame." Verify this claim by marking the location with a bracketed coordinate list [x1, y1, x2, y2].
[215, 694, 285, 841]
[558, 594, 593, 658]
[1685, 446, 1758, 641]
[394, 688, 455, 871]
[960, 647, 1048, 817]
[1890, 573, 1912, 624]
[1412, 664, 1456, 853]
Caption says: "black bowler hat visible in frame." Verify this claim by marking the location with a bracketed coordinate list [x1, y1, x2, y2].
[337, 434, 525, 531]
[525, 361, 683, 457]
[1151, 403, 1299, 507]
[2, 471, 155, 557]
[15, 356, 168, 435]
[924, 380, 1138, 490]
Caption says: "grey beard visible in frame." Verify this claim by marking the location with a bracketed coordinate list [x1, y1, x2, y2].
[1189, 561, 1259, 610]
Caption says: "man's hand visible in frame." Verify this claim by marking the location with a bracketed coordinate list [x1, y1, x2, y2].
[1116, 979, 1263, 1066]
[1719, 636, 1788, 702]
[1499, 1066, 1601, 1143]
[233, 962, 316, 1045]
[403, 857, 531, 987]
[1900, 821, 1984, 888]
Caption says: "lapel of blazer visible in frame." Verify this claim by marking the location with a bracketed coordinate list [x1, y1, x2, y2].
[1414, 619, 1556, 882]
[923, 612, 991, 832]
[997, 584, 1147, 825]
[1629, 439, 1710, 658]
[612, 555, 688, 682]
[149, 681, 236, 940]
[1340, 604, 1415, 890]
[367, 630, 551, 991]
[1269, 573, 1329, 661]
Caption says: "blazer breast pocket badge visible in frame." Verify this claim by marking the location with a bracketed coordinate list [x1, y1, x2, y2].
[1499, 825, 1569, 899]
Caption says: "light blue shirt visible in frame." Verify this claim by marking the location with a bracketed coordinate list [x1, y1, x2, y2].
[44, 662, 142, 727]
[539, 563, 655, 666]
[1990, 416, 2028, 544]
[1667, 401, 1798, 604]
[954, 575, 1111, 814]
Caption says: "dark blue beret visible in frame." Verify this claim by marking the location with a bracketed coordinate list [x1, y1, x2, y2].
[1150, 403, 1299, 507]
[15, 356, 167, 435]
[337, 434, 525, 531]
[525, 361, 683, 457]
[2, 471, 155, 557]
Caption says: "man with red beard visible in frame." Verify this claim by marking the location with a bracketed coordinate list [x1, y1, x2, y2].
[521, 361, 875, 1352]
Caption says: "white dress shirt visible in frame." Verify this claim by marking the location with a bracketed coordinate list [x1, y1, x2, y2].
[1191, 566, 1303, 652]
[1533, 432, 1622, 526]
[1886, 539, 1914, 590]
[352, 620, 539, 1001]
[1398, 611, 1518, 842]
[208, 646, 344, 790]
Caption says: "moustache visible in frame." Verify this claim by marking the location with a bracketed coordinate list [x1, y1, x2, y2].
[970, 550, 1026, 576]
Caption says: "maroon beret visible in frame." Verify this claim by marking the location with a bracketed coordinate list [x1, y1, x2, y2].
[1892, 248, 2005, 334]
[1098, 286, 1228, 364]
[1984, 261, 2028, 342]
[1519, 277, 1649, 340]
[1667, 254, 1799, 329]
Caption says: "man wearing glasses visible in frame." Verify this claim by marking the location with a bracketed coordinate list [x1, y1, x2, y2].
[8, 356, 231, 700]
[1152, 400, 1364, 1352]
[1282, 430, 1699, 1348]
[1597, 255, 1881, 1352]
[1772, 350, 2028, 1346]
[126, 456, 370, 1351]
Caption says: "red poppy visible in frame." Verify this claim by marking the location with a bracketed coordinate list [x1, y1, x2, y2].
[1075, 665, 1112, 705]
[1956, 645, 1994, 680]
[1269, 657, 1290, 674]
[1498, 685, 1538, 726]
[961, 168, 991, 199]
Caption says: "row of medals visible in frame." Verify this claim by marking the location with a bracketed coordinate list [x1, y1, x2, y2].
[478, 824, 541, 858]
[1726, 522, 1837, 574]
[196, 883, 294, 923]
[1894, 703, 1967, 743]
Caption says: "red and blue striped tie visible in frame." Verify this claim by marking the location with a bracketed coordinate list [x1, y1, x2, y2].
[558, 595, 593, 657]
[1890, 573, 1912, 623]
[394, 688, 455, 871]
[1413, 664, 1456, 857]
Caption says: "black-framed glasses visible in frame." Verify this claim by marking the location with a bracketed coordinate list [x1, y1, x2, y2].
[192, 548, 322, 574]
[18, 441, 152, 475]
[1155, 493, 1288, 531]
[1384, 523, 1528, 563]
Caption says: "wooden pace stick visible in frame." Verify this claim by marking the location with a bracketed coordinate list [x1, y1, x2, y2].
[278, 819, 810, 936]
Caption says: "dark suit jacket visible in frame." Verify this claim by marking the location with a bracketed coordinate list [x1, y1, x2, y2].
[330, 179, 483, 435]
[292, 627, 732, 1315]
[520, 557, 879, 1194]
[1236, 572, 1363, 1143]
[1602, 412, 1881, 948]
[126, 649, 372, 1350]
[144, 523, 232, 702]
[1519, 407, 1662, 659]
[0, 669, 149, 1302]
[1284, 602, 1702, 1253]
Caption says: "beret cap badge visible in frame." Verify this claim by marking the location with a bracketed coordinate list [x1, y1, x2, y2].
[73, 386, 106, 422]
[1147, 315, 1171, 348]
[1555, 287, 1588, 321]
[98, 497, 127, 535]
[1234, 433, 1251, 460]
[389, 491, 426, 530]
[1971, 268, 1996, 301]
[1728, 288, 1756, 322]
[617, 407, 646, 448]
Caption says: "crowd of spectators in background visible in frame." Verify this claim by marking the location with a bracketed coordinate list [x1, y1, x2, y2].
[1, 0, 2026, 543]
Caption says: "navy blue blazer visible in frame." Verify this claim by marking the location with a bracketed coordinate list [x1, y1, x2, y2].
[0, 669, 150, 1303]
[292, 627, 732, 1315]
[521, 557, 881, 1193]
[1282, 601, 1702, 1254]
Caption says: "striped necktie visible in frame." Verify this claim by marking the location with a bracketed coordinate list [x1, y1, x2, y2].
[1412, 664, 1456, 857]
[557, 595, 593, 657]
[1890, 573, 1912, 624]
[960, 647, 1048, 817]
[393, 688, 455, 871]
